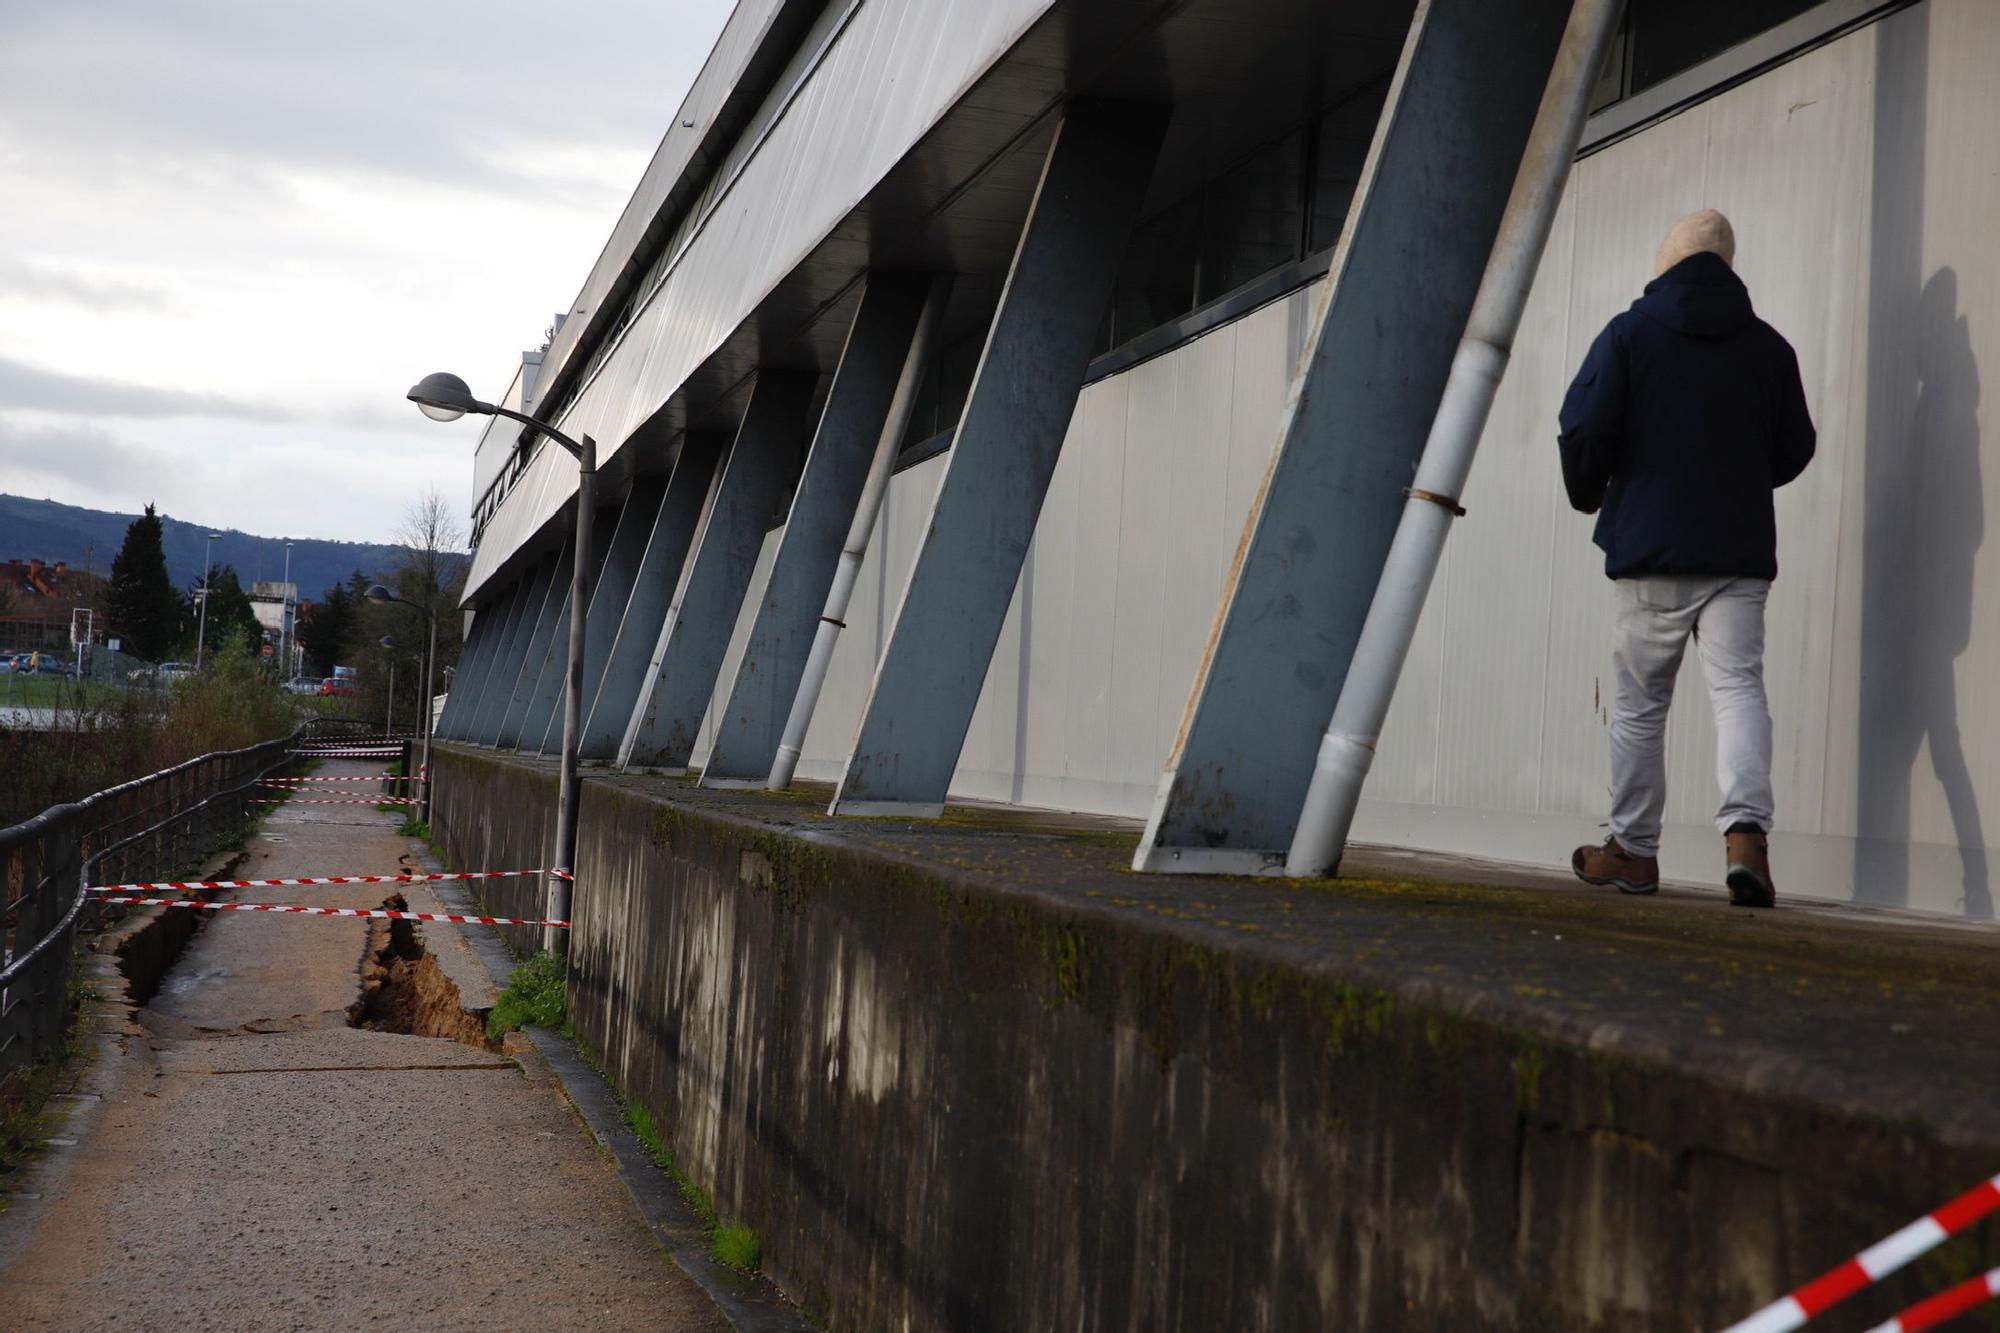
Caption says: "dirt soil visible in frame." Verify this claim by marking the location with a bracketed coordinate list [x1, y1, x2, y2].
[0, 758, 727, 1331]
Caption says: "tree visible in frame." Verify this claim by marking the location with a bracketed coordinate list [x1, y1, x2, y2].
[106, 504, 180, 661]
[193, 565, 263, 659]
[297, 582, 358, 678]
[391, 489, 467, 718]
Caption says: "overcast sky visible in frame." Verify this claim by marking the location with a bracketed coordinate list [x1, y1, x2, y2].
[0, 0, 734, 547]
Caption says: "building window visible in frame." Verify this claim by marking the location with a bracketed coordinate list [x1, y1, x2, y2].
[1592, 0, 1828, 110]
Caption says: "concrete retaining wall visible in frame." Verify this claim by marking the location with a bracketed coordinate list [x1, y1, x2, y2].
[430, 745, 2000, 1331]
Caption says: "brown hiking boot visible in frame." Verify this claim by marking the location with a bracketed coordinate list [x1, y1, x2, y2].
[1724, 825, 1775, 908]
[1572, 836, 1660, 895]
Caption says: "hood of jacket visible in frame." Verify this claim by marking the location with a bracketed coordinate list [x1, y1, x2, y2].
[1630, 251, 1755, 339]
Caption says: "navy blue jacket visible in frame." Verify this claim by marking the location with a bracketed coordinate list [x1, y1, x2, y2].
[1558, 252, 1816, 579]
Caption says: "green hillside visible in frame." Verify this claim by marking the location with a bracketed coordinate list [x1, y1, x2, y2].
[0, 493, 444, 602]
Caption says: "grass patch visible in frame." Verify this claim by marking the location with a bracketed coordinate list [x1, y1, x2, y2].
[486, 951, 567, 1041]
[712, 1225, 761, 1271]
[0, 948, 96, 1179]
[397, 817, 430, 839]
[623, 1101, 762, 1273]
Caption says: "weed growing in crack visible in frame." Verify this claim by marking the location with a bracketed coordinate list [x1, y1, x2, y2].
[486, 952, 567, 1041]
[622, 1101, 762, 1274]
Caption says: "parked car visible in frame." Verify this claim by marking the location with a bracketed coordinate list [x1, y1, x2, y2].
[319, 676, 358, 698]
[158, 661, 196, 684]
[127, 665, 157, 683]
[283, 676, 321, 696]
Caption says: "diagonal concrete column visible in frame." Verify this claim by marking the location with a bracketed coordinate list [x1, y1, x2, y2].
[517, 509, 624, 754]
[441, 580, 523, 740]
[828, 99, 1170, 816]
[519, 494, 626, 755]
[576, 434, 728, 761]
[434, 599, 498, 740]
[496, 538, 576, 750]
[618, 371, 817, 773]
[700, 272, 933, 787]
[587, 482, 672, 706]
[465, 553, 558, 747]
[1134, 0, 1574, 872]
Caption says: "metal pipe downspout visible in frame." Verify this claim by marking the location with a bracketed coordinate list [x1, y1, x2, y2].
[1285, 0, 1626, 878]
[768, 275, 952, 789]
[549, 432, 595, 953]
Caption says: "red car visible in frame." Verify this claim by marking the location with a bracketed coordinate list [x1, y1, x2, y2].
[319, 677, 358, 698]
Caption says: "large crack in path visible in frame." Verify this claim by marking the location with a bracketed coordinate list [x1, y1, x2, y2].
[0, 756, 727, 1330]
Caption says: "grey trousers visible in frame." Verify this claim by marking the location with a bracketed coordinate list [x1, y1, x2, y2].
[1608, 576, 1775, 858]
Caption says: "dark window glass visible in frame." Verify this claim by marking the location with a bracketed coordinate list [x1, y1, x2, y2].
[1595, 0, 1827, 108]
[1309, 92, 1379, 253]
[1196, 129, 1306, 305]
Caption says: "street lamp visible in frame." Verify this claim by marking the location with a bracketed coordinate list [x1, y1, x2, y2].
[365, 584, 436, 826]
[379, 634, 398, 738]
[194, 531, 221, 669]
[281, 540, 294, 684]
[407, 371, 594, 954]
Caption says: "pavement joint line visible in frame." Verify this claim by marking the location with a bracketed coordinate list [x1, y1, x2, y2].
[188, 1062, 519, 1075]
[413, 841, 809, 1332]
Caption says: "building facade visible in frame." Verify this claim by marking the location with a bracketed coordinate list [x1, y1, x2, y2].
[442, 0, 1994, 917]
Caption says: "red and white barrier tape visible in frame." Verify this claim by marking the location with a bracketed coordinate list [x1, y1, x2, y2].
[258, 776, 414, 785]
[97, 897, 567, 928]
[249, 796, 422, 805]
[290, 740, 402, 752]
[1722, 1173, 2000, 1333]
[1864, 1268, 2000, 1333]
[87, 870, 554, 894]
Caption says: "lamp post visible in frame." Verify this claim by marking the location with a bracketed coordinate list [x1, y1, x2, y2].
[379, 634, 398, 738]
[407, 371, 592, 955]
[194, 531, 220, 669]
[281, 540, 294, 684]
[365, 583, 437, 822]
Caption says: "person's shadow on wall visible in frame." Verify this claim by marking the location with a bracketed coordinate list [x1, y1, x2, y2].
[1854, 267, 1991, 918]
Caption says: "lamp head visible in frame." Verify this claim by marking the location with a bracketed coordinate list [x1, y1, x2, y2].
[363, 583, 397, 605]
[380, 634, 396, 649]
[407, 372, 488, 423]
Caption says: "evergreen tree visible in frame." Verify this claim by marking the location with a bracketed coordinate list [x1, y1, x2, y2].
[298, 582, 358, 677]
[198, 565, 264, 657]
[105, 503, 180, 662]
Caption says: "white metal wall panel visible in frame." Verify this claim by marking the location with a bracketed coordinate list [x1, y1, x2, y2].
[469, 358, 534, 512]
[538, 0, 792, 391]
[467, 0, 1054, 598]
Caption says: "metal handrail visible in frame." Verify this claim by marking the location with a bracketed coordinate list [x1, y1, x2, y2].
[0, 719, 332, 1075]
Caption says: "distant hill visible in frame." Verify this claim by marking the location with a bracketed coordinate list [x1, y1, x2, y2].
[0, 494, 453, 602]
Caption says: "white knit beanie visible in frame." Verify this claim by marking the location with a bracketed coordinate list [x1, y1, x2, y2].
[1654, 208, 1736, 276]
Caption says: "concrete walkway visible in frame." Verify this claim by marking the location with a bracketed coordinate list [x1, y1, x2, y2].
[1, 759, 726, 1331]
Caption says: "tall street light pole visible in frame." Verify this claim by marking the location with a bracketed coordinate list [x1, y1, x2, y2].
[365, 582, 438, 824]
[194, 531, 220, 670]
[380, 634, 398, 738]
[281, 539, 294, 681]
[407, 371, 593, 955]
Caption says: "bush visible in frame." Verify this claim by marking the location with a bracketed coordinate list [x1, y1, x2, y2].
[0, 627, 300, 826]
[487, 952, 567, 1040]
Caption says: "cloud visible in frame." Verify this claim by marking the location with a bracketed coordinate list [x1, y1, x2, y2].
[0, 1, 721, 201]
[0, 257, 167, 311]
[0, 356, 288, 420]
[0, 416, 177, 495]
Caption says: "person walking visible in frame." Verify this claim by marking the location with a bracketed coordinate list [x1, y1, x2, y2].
[1559, 209, 1816, 907]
